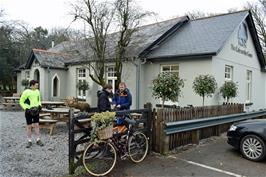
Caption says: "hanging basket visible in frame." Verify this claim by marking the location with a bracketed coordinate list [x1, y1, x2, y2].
[97, 125, 113, 140]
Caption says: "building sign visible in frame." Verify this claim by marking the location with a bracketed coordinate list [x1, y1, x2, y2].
[231, 22, 253, 58]
[238, 23, 248, 48]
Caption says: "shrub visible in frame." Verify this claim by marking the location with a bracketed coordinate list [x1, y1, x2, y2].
[193, 74, 217, 106]
[220, 81, 238, 103]
[151, 72, 184, 108]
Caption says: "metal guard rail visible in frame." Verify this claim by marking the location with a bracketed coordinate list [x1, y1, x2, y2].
[165, 109, 266, 135]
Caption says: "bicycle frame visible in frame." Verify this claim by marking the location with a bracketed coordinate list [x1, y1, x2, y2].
[109, 123, 134, 159]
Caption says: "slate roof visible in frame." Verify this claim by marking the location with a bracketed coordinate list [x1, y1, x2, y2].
[146, 11, 249, 59]
[48, 16, 189, 64]
[24, 10, 265, 70]
[25, 49, 71, 69]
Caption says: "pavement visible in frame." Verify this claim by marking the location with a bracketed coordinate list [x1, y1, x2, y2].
[73, 134, 266, 177]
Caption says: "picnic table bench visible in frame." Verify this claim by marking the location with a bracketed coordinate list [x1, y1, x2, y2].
[39, 113, 58, 136]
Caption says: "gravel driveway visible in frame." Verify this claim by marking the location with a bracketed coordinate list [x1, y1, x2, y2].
[0, 111, 69, 177]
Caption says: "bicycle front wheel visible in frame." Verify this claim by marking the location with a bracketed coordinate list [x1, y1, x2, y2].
[82, 141, 117, 176]
[128, 131, 148, 163]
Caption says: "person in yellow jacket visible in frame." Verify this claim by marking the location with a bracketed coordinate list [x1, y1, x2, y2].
[19, 80, 44, 148]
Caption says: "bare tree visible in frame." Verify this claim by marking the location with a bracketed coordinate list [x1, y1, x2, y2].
[245, 0, 266, 52]
[71, 0, 116, 86]
[114, 0, 151, 88]
[71, 0, 151, 88]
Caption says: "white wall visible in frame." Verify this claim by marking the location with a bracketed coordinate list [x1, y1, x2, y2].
[140, 58, 213, 108]
[16, 72, 22, 93]
[213, 20, 266, 110]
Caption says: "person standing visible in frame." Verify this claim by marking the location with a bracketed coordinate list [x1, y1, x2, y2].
[112, 82, 132, 110]
[19, 80, 44, 148]
[97, 84, 113, 112]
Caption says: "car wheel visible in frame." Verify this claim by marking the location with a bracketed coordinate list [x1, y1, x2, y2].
[240, 135, 266, 161]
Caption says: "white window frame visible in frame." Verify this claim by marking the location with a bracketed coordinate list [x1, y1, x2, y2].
[160, 64, 180, 106]
[225, 65, 233, 81]
[106, 66, 117, 93]
[246, 70, 252, 103]
[161, 64, 179, 76]
[77, 68, 87, 99]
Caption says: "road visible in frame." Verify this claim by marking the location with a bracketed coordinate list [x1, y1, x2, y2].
[104, 135, 266, 177]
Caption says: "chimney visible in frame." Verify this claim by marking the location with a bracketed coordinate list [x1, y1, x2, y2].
[51, 41, 55, 48]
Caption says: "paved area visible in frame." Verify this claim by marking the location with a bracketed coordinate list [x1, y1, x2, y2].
[74, 135, 265, 177]
[1, 111, 265, 177]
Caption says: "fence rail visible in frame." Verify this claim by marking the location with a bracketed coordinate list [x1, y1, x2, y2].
[153, 104, 246, 154]
[165, 110, 266, 134]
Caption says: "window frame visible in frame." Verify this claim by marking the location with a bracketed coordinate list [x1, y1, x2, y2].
[225, 65, 233, 81]
[246, 70, 252, 103]
[77, 68, 87, 99]
[106, 65, 117, 93]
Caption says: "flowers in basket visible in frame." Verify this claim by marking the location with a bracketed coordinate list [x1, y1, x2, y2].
[90, 112, 116, 142]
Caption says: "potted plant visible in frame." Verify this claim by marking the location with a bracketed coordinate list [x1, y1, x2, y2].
[76, 80, 89, 91]
[220, 81, 238, 103]
[90, 112, 116, 142]
[21, 79, 29, 88]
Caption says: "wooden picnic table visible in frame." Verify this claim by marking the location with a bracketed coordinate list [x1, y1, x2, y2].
[2, 97, 21, 111]
[41, 101, 65, 108]
[3, 97, 20, 103]
[41, 107, 80, 122]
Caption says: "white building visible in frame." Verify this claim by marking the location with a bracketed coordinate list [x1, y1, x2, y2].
[16, 10, 266, 110]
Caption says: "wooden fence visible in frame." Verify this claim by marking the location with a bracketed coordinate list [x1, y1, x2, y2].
[152, 103, 244, 154]
[68, 103, 153, 175]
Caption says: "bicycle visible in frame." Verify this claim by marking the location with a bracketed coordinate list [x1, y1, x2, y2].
[82, 114, 149, 176]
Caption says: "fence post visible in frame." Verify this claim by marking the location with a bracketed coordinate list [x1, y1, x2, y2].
[144, 103, 153, 153]
[69, 108, 75, 174]
[191, 130, 200, 144]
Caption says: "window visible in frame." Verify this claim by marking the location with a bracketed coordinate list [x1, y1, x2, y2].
[52, 76, 59, 97]
[77, 68, 86, 99]
[106, 66, 117, 93]
[161, 65, 179, 76]
[225, 65, 233, 81]
[246, 70, 252, 102]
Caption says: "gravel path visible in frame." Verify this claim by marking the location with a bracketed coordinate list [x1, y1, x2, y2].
[0, 111, 70, 177]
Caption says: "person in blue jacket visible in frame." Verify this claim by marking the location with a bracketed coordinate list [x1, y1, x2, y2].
[112, 82, 132, 110]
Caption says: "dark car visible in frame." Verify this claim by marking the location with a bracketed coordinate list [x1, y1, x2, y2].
[227, 119, 266, 161]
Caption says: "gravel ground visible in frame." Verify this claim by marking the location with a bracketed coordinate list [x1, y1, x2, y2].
[0, 111, 70, 177]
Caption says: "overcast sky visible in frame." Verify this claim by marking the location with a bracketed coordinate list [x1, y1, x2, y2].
[1, 0, 258, 31]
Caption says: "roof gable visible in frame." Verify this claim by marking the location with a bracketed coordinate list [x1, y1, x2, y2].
[146, 11, 249, 59]
[25, 49, 71, 69]
[144, 10, 265, 71]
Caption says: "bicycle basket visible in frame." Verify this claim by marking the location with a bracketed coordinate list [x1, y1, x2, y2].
[97, 125, 113, 140]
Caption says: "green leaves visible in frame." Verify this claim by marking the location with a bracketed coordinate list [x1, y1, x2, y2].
[151, 72, 184, 107]
[76, 80, 89, 91]
[220, 81, 238, 102]
[90, 112, 116, 142]
[192, 74, 217, 106]
[193, 75, 217, 97]
[21, 79, 29, 87]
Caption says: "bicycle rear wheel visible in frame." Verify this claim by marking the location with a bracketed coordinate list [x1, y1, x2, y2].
[128, 131, 148, 163]
[83, 141, 117, 176]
